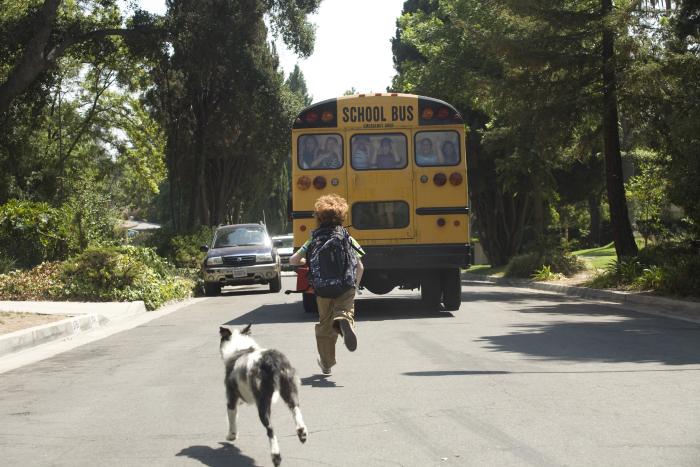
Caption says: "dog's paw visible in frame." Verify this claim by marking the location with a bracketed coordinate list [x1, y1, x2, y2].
[272, 453, 282, 467]
[297, 426, 308, 443]
[226, 432, 237, 441]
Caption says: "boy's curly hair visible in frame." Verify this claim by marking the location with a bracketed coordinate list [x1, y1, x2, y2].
[314, 194, 348, 226]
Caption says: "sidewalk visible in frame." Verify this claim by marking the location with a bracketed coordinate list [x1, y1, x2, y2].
[0, 298, 203, 374]
[463, 272, 700, 324]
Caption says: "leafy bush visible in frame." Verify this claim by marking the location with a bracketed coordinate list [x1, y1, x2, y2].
[532, 265, 560, 281]
[146, 226, 213, 268]
[0, 254, 16, 274]
[505, 249, 585, 279]
[61, 246, 193, 310]
[587, 242, 700, 296]
[0, 262, 65, 301]
[0, 200, 70, 268]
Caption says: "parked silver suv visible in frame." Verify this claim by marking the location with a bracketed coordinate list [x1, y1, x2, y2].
[200, 224, 281, 296]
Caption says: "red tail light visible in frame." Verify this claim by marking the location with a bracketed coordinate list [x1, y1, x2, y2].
[437, 218, 446, 227]
[454, 220, 461, 227]
[437, 107, 450, 119]
[449, 172, 463, 185]
[305, 112, 319, 123]
[300, 225, 307, 232]
[313, 176, 327, 190]
[297, 176, 311, 190]
[433, 173, 447, 186]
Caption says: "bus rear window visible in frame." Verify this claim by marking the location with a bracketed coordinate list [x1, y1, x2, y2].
[415, 131, 461, 166]
[298, 134, 343, 170]
[351, 134, 407, 170]
[352, 201, 410, 230]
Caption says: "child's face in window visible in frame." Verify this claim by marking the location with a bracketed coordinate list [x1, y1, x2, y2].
[420, 139, 433, 155]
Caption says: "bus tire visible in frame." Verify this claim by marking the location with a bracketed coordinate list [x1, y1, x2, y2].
[421, 274, 441, 309]
[441, 268, 462, 311]
[302, 292, 318, 314]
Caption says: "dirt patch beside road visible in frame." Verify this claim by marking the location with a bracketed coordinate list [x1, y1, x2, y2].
[0, 311, 68, 335]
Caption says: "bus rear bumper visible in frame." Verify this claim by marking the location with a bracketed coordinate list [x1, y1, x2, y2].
[362, 243, 471, 270]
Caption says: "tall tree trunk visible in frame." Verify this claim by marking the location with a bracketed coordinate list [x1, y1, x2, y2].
[601, 0, 638, 258]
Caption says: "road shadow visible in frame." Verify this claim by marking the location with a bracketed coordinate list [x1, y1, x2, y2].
[225, 296, 453, 326]
[477, 302, 700, 365]
[403, 368, 700, 376]
[176, 442, 260, 467]
[300, 374, 344, 388]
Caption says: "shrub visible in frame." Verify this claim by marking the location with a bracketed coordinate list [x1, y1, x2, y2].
[0, 200, 70, 268]
[505, 249, 585, 279]
[146, 226, 213, 268]
[0, 254, 16, 274]
[0, 262, 65, 301]
[61, 246, 193, 310]
[532, 265, 560, 281]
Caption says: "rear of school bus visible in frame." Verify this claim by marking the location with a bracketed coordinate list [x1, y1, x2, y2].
[291, 93, 470, 311]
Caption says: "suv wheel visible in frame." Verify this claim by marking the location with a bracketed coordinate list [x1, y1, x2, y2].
[269, 273, 282, 293]
[204, 283, 221, 296]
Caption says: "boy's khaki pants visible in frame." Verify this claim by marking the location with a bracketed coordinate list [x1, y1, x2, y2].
[315, 288, 356, 369]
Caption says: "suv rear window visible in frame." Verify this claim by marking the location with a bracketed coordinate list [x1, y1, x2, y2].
[214, 227, 268, 248]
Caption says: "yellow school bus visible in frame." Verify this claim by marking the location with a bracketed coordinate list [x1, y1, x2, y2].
[291, 93, 470, 311]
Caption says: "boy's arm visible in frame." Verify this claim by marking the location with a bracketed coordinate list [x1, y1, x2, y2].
[289, 250, 306, 266]
[355, 258, 364, 286]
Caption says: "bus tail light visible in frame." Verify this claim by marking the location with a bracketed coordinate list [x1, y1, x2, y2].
[305, 112, 319, 123]
[437, 107, 450, 119]
[300, 225, 307, 232]
[454, 220, 461, 227]
[297, 176, 311, 190]
[321, 111, 334, 122]
[313, 176, 327, 190]
[437, 218, 446, 227]
[433, 173, 447, 186]
[449, 172, 463, 185]
[421, 107, 434, 120]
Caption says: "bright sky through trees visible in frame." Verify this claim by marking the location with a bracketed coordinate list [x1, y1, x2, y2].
[132, 0, 404, 102]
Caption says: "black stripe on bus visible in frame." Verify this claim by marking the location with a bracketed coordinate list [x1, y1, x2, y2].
[418, 97, 464, 125]
[290, 211, 315, 219]
[292, 98, 338, 129]
[415, 207, 470, 215]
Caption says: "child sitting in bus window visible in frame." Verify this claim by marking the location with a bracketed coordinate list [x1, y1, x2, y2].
[441, 140, 459, 165]
[416, 138, 439, 166]
[299, 136, 319, 169]
[312, 136, 342, 169]
[351, 136, 371, 169]
[373, 137, 402, 169]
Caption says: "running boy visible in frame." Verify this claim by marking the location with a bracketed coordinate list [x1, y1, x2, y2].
[289, 194, 364, 375]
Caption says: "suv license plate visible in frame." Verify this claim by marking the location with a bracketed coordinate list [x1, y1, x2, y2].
[233, 268, 246, 278]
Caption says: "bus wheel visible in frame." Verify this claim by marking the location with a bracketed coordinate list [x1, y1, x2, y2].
[421, 274, 441, 309]
[302, 292, 318, 314]
[441, 268, 462, 311]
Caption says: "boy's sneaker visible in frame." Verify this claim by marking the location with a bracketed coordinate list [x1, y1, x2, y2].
[317, 358, 332, 376]
[339, 319, 357, 352]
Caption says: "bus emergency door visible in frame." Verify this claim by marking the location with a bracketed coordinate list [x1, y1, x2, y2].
[346, 130, 414, 241]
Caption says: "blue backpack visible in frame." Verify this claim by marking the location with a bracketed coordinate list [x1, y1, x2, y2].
[307, 225, 357, 298]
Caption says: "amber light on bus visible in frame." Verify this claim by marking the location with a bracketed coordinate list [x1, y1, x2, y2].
[297, 176, 311, 190]
[321, 111, 334, 122]
[449, 172, 463, 185]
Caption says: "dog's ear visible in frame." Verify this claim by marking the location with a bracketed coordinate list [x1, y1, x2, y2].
[241, 324, 252, 335]
[219, 327, 232, 340]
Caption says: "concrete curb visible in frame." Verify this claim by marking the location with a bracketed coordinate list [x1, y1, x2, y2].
[0, 301, 147, 358]
[463, 273, 700, 323]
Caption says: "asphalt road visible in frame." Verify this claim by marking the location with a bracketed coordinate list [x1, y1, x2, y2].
[1, 275, 699, 467]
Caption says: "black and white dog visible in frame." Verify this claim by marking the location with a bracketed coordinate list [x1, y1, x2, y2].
[219, 325, 307, 467]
